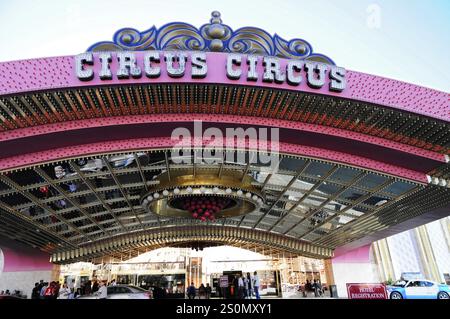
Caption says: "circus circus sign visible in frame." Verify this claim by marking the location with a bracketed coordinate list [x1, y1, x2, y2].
[75, 51, 346, 92]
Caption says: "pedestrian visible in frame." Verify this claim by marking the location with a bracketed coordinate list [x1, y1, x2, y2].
[40, 282, 48, 299]
[84, 280, 92, 295]
[53, 281, 60, 299]
[313, 279, 319, 297]
[246, 272, 253, 298]
[233, 275, 240, 299]
[305, 280, 311, 296]
[68, 279, 75, 298]
[238, 275, 245, 299]
[37, 280, 44, 293]
[91, 277, 99, 293]
[253, 271, 260, 299]
[43, 282, 54, 299]
[95, 281, 107, 299]
[299, 282, 307, 297]
[205, 283, 212, 299]
[31, 283, 40, 299]
[198, 284, 207, 299]
[58, 283, 71, 299]
[316, 280, 323, 297]
[243, 275, 249, 298]
[187, 282, 196, 299]
[109, 279, 117, 286]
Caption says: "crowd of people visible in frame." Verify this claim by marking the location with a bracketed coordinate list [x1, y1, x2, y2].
[28, 277, 112, 299]
[186, 282, 213, 299]
[186, 271, 262, 299]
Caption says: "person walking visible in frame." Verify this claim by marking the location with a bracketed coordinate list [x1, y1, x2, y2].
[253, 271, 260, 299]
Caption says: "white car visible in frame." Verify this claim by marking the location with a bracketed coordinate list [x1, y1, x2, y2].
[77, 285, 153, 299]
[386, 279, 450, 299]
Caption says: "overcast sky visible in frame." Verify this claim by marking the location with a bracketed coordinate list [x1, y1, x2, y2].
[0, 0, 449, 92]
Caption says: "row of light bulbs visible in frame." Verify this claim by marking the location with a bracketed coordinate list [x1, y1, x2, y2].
[141, 186, 264, 209]
[427, 175, 449, 188]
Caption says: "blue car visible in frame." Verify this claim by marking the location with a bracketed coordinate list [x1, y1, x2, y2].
[387, 279, 450, 299]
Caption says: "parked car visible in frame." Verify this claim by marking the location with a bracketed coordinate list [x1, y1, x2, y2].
[387, 279, 450, 299]
[76, 284, 152, 299]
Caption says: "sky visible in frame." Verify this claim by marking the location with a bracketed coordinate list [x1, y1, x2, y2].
[0, 0, 449, 92]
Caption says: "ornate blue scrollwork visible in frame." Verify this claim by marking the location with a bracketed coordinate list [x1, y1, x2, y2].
[87, 11, 335, 65]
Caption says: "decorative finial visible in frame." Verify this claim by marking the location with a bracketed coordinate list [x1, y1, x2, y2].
[207, 11, 226, 51]
[210, 11, 222, 24]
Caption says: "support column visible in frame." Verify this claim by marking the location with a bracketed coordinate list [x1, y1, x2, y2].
[330, 245, 379, 298]
[0, 237, 55, 298]
[324, 258, 335, 286]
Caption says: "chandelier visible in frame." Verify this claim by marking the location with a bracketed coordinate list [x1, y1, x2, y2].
[141, 168, 265, 221]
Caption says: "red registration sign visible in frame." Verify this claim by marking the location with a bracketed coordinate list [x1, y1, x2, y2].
[346, 283, 387, 299]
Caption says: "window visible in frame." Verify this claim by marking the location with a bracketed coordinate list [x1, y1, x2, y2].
[107, 287, 116, 294]
[115, 286, 131, 294]
[407, 281, 420, 287]
[421, 281, 434, 287]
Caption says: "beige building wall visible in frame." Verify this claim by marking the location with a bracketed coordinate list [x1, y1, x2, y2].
[372, 216, 450, 284]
